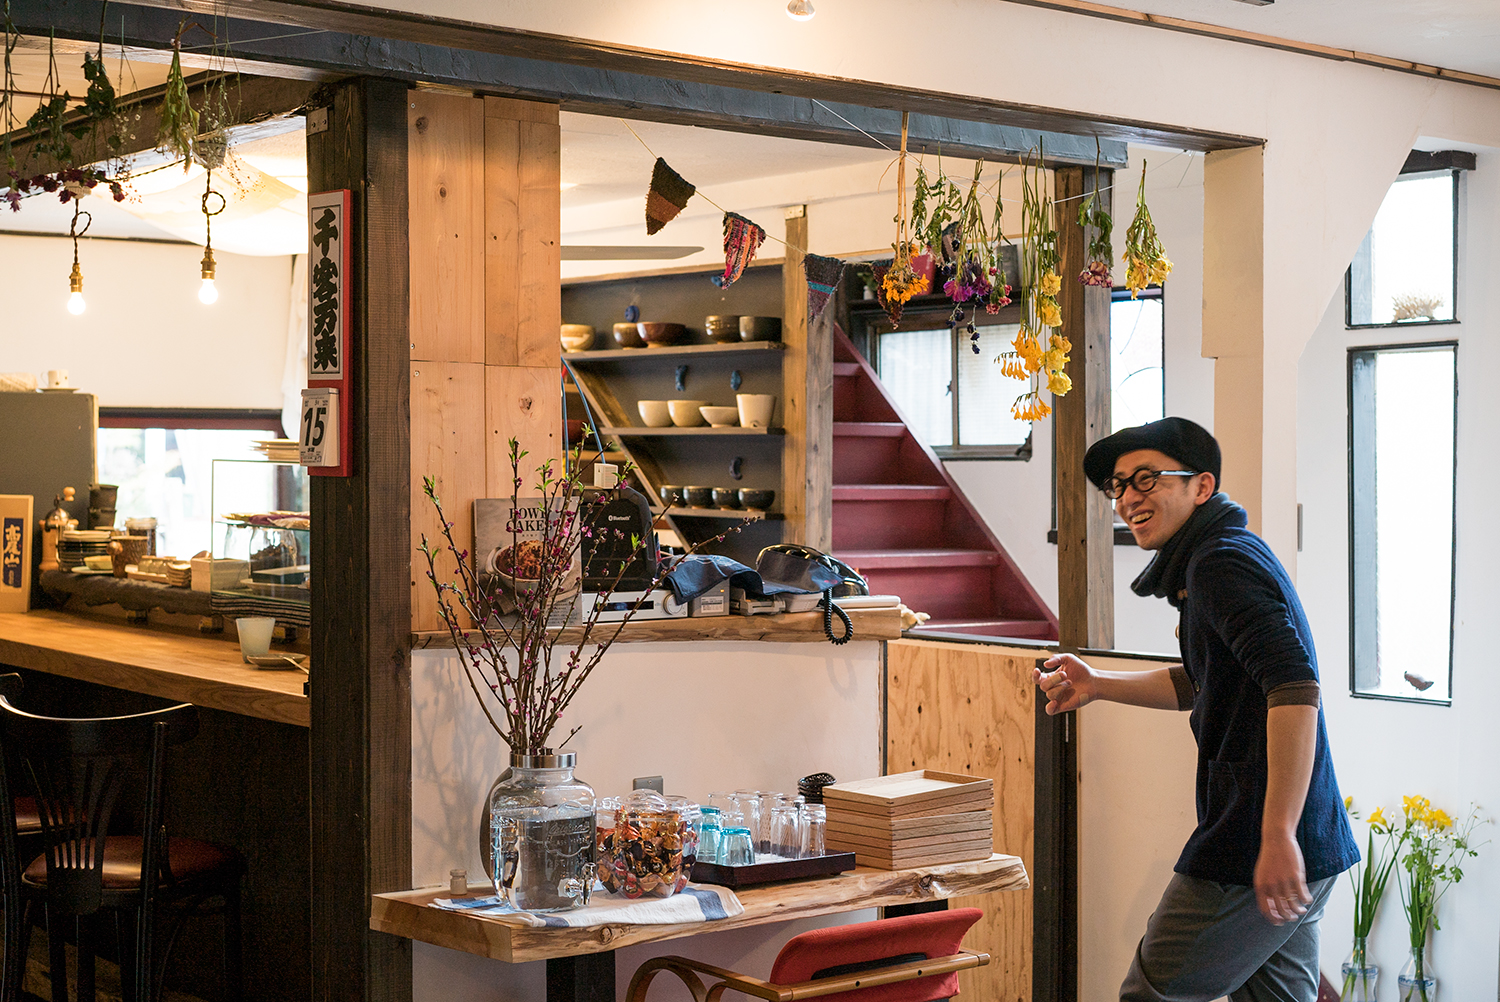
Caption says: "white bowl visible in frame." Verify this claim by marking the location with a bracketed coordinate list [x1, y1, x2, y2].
[699, 405, 739, 427]
[638, 400, 673, 427]
[668, 400, 709, 427]
[560, 324, 595, 351]
[736, 393, 777, 429]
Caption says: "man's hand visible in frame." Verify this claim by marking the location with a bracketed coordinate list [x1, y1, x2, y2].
[1034, 654, 1100, 715]
[1254, 831, 1310, 924]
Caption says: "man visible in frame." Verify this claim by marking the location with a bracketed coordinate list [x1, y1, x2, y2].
[1034, 417, 1357, 1002]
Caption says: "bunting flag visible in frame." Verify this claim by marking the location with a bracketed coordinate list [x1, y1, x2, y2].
[645, 158, 696, 235]
[710, 212, 766, 289]
[804, 253, 846, 325]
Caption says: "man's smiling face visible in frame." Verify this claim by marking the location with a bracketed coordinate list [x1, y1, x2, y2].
[1113, 448, 1216, 550]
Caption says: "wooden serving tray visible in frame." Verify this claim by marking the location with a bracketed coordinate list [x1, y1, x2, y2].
[823, 771, 994, 818]
[823, 828, 993, 852]
[826, 809, 993, 839]
[690, 851, 856, 889]
[835, 842, 997, 870]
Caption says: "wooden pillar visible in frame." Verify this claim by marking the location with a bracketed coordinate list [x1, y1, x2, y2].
[781, 207, 832, 550]
[306, 77, 413, 1002]
[1053, 166, 1114, 651]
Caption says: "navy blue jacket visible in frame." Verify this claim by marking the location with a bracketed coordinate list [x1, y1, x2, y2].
[1174, 523, 1360, 886]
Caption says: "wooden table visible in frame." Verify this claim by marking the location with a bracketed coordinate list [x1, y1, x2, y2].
[0, 610, 310, 727]
[372, 854, 1027, 1000]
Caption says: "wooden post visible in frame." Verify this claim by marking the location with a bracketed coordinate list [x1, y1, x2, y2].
[781, 207, 832, 550]
[306, 77, 413, 1002]
[1053, 166, 1114, 651]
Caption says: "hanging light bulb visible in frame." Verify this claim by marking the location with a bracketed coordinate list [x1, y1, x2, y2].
[66, 201, 90, 315]
[198, 171, 226, 305]
[199, 246, 219, 304]
[786, 0, 815, 19]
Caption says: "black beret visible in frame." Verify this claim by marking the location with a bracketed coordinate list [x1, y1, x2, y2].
[1082, 417, 1221, 492]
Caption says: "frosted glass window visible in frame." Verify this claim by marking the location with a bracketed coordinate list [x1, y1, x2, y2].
[958, 324, 1031, 447]
[1348, 173, 1457, 326]
[1349, 344, 1456, 702]
[1111, 293, 1165, 431]
[877, 327, 953, 447]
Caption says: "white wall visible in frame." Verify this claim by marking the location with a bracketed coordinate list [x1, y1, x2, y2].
[410, 641, 884, 1002]
[0, 233, 293, 409]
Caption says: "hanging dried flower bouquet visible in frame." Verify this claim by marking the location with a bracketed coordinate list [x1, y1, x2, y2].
[998, 149, 1071, 421]
[1123, 166, 1172, 297]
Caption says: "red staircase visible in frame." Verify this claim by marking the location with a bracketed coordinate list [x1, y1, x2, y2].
[831, 329, 1058, 641]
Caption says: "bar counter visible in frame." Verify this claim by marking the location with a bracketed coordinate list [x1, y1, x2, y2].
[0, 610, 310, 727]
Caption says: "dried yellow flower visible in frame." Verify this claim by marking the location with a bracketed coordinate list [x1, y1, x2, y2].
[1039, 271, 1062, 296]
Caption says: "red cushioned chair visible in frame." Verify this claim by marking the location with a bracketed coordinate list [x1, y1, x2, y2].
[627, 908, 988, 1002]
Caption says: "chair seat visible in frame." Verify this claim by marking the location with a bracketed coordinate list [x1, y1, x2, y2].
[14, 795, 42, 833]
[22, 836, 239, 890]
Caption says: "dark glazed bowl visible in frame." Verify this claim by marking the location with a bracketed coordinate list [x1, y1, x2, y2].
[657, 484, 684, 508]
[639, 322, 687, 347]
[682, 486, 713, 508]
[737, 488, 776, 510]
[739, 316, 783, 342]
[613, 322, 646, 348]
[711, 488, 741, 509]
[705, 315, 742, 344]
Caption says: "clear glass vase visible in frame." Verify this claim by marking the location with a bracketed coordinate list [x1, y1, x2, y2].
[489, 751, 595, 913]
[1398, 944, 1437, 1002]
[1340, 937, 1378, 1001]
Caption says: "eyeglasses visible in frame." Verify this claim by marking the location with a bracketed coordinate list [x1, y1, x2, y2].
[1101, 469, 1196, 500]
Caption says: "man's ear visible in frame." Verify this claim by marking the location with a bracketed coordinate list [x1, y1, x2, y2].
[1193, 472, 1217, 504]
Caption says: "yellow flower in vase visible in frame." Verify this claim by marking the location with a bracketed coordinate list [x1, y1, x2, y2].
[1367, 806, 1390, 831]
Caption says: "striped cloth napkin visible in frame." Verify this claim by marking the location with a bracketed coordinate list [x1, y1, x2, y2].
[433, 883, 744, 929]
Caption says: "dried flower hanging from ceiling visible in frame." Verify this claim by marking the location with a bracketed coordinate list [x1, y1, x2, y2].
[1077, 168, 1113, 287]
[878, 112, 928, 326]
[1123, 166, 1172, 297]
[997, 146, 1071, 422]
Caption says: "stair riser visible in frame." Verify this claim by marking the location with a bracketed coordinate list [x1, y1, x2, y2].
[831, 500, 952, 550]
[832, 438, 904, 485]
[847, 566, 999, 620]
[834, 374, 899, 423]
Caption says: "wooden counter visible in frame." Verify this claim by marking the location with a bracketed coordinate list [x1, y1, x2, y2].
[0, 611, 310, 728]
[370, 853, 1028, 963]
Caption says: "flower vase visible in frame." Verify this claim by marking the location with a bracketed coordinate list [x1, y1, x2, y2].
[1398, 945, 1437, 1002]
[1339, 937, 1378, 1001]
[488, 752, 596, 913]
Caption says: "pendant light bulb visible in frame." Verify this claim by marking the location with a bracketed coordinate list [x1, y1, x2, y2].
[786, 0, 815, 20]
[199, 245, 219, 305]
[67, 261, 86, 315]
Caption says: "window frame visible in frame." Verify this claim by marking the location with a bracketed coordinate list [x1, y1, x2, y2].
[1345, 339, 1458, 704]
[1343, 168, 1462, 331]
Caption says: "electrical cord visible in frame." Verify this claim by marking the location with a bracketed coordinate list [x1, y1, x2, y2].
[822, 590, 854, 645]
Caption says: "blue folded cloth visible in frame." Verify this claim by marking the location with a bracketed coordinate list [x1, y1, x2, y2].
[662, 555, 838, 603]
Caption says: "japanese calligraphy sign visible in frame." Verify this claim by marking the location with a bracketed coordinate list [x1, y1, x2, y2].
[306, 190, 352, 476]
[0, 495, 33, 612]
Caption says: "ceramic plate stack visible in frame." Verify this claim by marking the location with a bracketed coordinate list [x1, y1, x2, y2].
[822, 770, 994, 870]
[252, 439, 300, 463]
[56, 529, 113, 570]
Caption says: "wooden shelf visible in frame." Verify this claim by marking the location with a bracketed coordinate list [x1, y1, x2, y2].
[565, 341, 786, 361]
[659, 506, 783, 521]
[603, 426, 784, 437]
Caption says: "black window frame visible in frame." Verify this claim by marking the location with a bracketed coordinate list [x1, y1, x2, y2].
[1346, 339, 1458, 704]
[1344, 162, 1465, 331]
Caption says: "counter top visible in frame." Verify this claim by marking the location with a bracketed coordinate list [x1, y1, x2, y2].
[0, 611, 310, 728]
[370, 853, 1027, 963]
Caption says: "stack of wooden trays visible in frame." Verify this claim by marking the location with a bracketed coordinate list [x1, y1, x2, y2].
[822, 770, 994, 870]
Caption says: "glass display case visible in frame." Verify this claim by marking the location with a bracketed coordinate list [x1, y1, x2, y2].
[208, 459, 311, 627]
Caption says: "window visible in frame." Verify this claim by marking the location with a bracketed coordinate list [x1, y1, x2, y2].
[1111, 287, 1165, 431]
[1348, 343, 1456, 702]
[1346, 171, 1459, 328]
[97, 409, 295, 559]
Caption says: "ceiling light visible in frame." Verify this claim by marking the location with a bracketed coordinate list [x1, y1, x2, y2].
[66, 203, 89, 316]
[199, 172, 225, 306]
[786, 0, 815, 20]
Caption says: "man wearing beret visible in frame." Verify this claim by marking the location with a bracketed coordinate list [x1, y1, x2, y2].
[1034, 417, 1358, 1002]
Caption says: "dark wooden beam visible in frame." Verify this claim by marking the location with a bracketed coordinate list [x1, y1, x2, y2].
[306, 76, 412, 1002]
[1053, 166, 1114, 652]
[1400, 149, 1477, 174]
[6, 0, 1258, 154]
[1033, 686, 1077, 1002]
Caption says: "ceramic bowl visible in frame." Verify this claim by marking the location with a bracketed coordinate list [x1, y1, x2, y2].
[737, 488, 776, 511]
[638, 400, 673, 427]
[658, 484, 685, 508]
[711, 488, 741, 509]
[682, 486, 713, 508]
[668, 400, 709, 427]
[736, 393, 776, 429]
[613, 322, 646, 349]
[560, 324, 595, 351]
[639, 322, 687, 347]
[739, 316, 783, 342]
[699, 405, 739, 427]
[704, 315, 742, 344]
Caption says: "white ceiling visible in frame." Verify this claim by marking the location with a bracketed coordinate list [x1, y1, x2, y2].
[1114, 0, 1500, 78]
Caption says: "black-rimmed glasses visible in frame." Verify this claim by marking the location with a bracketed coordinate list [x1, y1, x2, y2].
[1101, 469, 1196, 500]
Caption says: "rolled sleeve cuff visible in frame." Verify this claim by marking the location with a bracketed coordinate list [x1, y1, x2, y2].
[1267, 680, 1321, 708]
[1168, 666, 1196, 711]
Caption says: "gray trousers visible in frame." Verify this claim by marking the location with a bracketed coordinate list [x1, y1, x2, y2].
[1119, 872, 1337, 1002]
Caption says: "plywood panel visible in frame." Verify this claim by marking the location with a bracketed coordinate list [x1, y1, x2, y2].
[410, 362, 487, 632]
[408, 90, 485, 363]
[483, 113, 521, 367]
[887, 638, 1035, 1002]
[484, 364, 561, 499]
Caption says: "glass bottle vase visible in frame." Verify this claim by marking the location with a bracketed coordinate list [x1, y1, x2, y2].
[1339, 937, 1378, 1001]
[489, 751, 596, 913]
[1398, 945, 1437, 1002]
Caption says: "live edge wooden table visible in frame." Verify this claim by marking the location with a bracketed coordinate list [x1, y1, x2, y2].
[371, 853, 1028, 1002]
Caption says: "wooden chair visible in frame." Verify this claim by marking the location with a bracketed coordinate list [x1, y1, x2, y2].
[0, 677, 245, 1002]
[627, 908, 989, 1002]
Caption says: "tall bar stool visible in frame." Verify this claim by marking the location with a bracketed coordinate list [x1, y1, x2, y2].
[0, 676, 245, 1002]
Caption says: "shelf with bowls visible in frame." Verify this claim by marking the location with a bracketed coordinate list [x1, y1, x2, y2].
[658, 507, 783, 521]
[601, 426, 784, 437]
[564, 341, 786, 361]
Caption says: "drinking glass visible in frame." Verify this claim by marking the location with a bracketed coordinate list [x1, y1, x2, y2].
[729, 792, 761, 850]
[708, 792, 735, 815]
[720, 827, 755, 867]
[665, 796, 701, 890]
[800, 803, 826, 858]
[769, 804, 801, 859]
[698, 806, 722, 865]
[757, 792, 786, 852]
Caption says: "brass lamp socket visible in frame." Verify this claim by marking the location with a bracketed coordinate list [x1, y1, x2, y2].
[200, 246, 217, 280]
[69, 261, 83, 293]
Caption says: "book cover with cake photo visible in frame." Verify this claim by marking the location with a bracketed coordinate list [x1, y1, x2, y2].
[473, 497, 582, 628]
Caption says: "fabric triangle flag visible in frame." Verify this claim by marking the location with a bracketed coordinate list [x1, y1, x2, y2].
[804, 253, 845, 325]
[645, 158, 695, 235]
[711, 212, 767, 289]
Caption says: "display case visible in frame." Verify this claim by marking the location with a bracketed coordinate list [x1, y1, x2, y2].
[208, 459, 311, 628]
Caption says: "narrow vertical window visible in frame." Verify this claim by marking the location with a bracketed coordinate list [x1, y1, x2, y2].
[1346, 171, 1458, 327]
[1348, 343, 1457, 702]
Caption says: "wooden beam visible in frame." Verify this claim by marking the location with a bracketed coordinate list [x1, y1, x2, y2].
[306, 76, 412, 1002]
[1052, 166, 1114, 652]
[781, 208, 831, 550]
